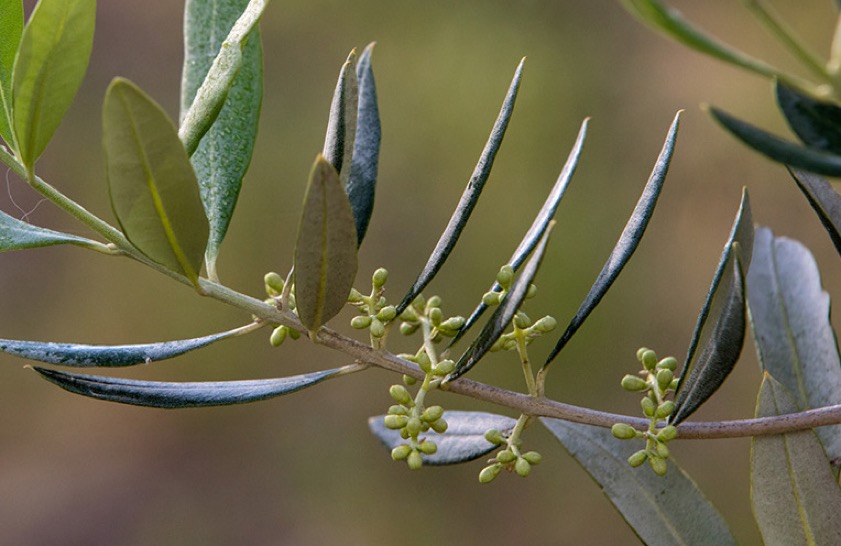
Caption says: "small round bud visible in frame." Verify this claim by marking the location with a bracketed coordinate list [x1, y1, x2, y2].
[384, 414, 409, 430]
[400, 322, 419, 336]
[426, 295, 442, 309]
[407, 450, 423, 470]
[387, 404, 408, 415]
[502, 338, 517, 351]
[377, 306, 397, 322]
[628, 450, 648, 467]
[656, 369, 674, 392]
[370, 318, 385, 338]
[655, 442, 670, 459]
[348, 288, 365, 303]
[264, 272, 285, 295]
[525, 283, 537, 299]
[400, 307, 418, 322]
[287, 328, 301, 340]
[484, 429, 506, 445]
[496, 450, 517, 464]
[515, 457, 531, 477]
[669, 378, 680, 391]
[612, 423, 639, 440]
[655, 401, 675, 420]
[641, 349, 658, 371]
[411, 294, 426, 309]
[522, 451, 542, 465]
[416, 351, 432, 373]
[389, 385, 413, 406]
[270, 326, 287, 347]
[621, 374, 648, 392]
[483, 291, 502, 306]
[656, 356, 678, 371]
[400, 428, 410, 439]
[533, 316, 557, 333]
[372, 268, 389, 288]
[434, 359, 455, 375]
[513, 311, 532, 329]
[649, 456, 668, 476]
[439, 316, 466, 332]
[430, 418, 448, 433]
[657, 425, 678, 442]
[429, 307, 444, 326]
[417, 440, 438, 455]
[391, 444, 412, 461]
[641, 396, 656, 417]
[636, 347, 650, 362]
[422, 406, 445, 422]
[479, 464, 502, 484]
[496, 265, 515, 288]
[406, 417, 423, 436]
[350, 315, 372, 329]
[403, 374, 417, 386]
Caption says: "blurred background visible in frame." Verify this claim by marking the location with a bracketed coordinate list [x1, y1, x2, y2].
[1, 1, 838, 544]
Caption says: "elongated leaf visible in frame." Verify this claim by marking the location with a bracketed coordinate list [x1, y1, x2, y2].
[294, 155, 359, 332]
[0, 0, 23, 148]
[0, 209, 100, 251]
[543, 418, 738, 546]
[751, 374, 841, 545]
[671, 189, 753, 425]
[346, 43, 381, 245]
[545, 112, 679, 367]
[179, 0, 267, 156]
[788, 168, 841, 256]
[104, 78, 209, 287]
[369, 411, 517, 465]
[12, 0, 95, 169]
[181, 0, 264, 280]
[709, 106, 841, 176]
[452, 118, 587, 347]
[447, 224, 553, 382]
[323, 50, 358, 188]
[748, 227, 841, 462]
[395, 59, 525, 316]
[31, 366, 341, 408]
[0, 324, 252, 367]
[776, 82, 841, 154]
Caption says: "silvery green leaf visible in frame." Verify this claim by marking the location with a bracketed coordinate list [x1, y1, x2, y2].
[322, 50, 358, 187]
[0, 209, 100, 251]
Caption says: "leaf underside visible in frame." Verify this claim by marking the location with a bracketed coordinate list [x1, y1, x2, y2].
[0, 209, 100, 251]
[322, 50, 358, 185]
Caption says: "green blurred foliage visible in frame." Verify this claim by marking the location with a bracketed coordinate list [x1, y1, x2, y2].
[0, 1, 839, 544]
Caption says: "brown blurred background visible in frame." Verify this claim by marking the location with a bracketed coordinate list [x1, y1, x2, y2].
[0, 1, 838, 544]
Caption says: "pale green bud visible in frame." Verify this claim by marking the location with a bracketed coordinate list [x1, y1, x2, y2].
[656, 369, 674, 392]
[422, 406, 444, 422]
[533, 316, 557, 333]
[655, 442, 670, 459]
[400, 322, 419, 336]
[641, 397, 656, 417]
[655, 401, 675, 419]
[496, 265, 514, 288]
[434, 359, 455, 375]
[391, 444, 412, 461]
[515, 457, 531, 477]
[522, 451, 542, 465]
[370, 318, 385, 338]
[657, 425, 678, 442]
[636, 347, 650, 362]
[649, 456, 668, 476]
[400, 428, 410, 440]
[611, 423, 638, 440]
[288, 327, 301, 340]
[389, 385, 413, 405]
[656, 356, 678, 371]
[412, 294, 426, 309]
[403, 375, 417, 386]
[484, 429, 506, 445]
[350, 315, 372, 329]
[439, 316, 466, 332]
[347, 288, 365, 303]
[513, 311, 532, 329]
[400, 307, 418, 322]
[387, 404, 409, 415]
[377, 306, 397, 322]
[418, 440, 438, 455]
[621, 374, 648, 392]
[669, 378, 680, 391]
[384, 414, 409, 430]
[407, 449, 423, 470]
[479, 464, 502, 484]
[525, 283, 537, 299]
[489, 338, 505, 352]
[641, 349, 658, 371]
[264, 272, 285, 296]
[270, 326, 287, 347]
[426, 295, 442, 309]
[430, 418, 448, 433]
[406, 417, 423, 436]
[502, 338, 517, 351]
[429, 307, 444, 326]
[496, 450, 517, 463]
[628, 450, 648, 467]
[483, 291, 502, 306]
[372, 268, 389, 288]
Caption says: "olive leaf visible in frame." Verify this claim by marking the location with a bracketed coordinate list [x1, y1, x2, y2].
[670, 188, 753, 425]
[542, 418, 738, 546]
[0, 0, 23, 148]
[294, 155, 359, 332]
[103, 78, 209, 288]
[0, 209, 101, 251]
[31, 366, 341, 408]
[776, 82, 841, 155]
[12, 0, 95, 169]
[747, 227, 841, 462]
[788, 168, 841, 257]
[323, 50, 358, 189]
[751, 374, 841, 545]
[181, 0, 264, 281]
[545, 112, 679, 367]
[368, 411, 517, 465]
[395, 59, 525, 316]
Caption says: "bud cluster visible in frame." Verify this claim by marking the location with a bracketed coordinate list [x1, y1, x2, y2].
[263, 271, 300, 347]
[479, 427, 542, 483]
[348, 268, 396, 343]
[384, 384, 448, 470]
[398, 294, 465, 341]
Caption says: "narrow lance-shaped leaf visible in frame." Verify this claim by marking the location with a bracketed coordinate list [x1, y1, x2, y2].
[451, 118, 587, 347]
[671, 189, 754, 425]
[446, 223, 553, 383]
[708, 105, 841, 177]
[395, 59, 525, 316]
[179, 0, 268, 156]
[31, 366, 342, 409]
[346, 42, 381, 245]
[751, 374, 841, 545]
[0, 209, 101, 252]
[545, 112, 679, 367]
[747, 227, 841, 462]
[369, 411, 517, 465]
[0, 0, 23, 148]
[181, 0, 264, 281]
[788, 168, 841, 257]
[104, 78, 209, 288]
[0, 323, 255, 367]
[776, 82, 841, 155]
[12, 0, 95, 169]
[542, 418, 738, 546]
[294, 155, 359, 332]
[322, 50, 358, 188]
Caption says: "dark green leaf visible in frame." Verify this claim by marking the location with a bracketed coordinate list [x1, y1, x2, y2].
[103, 78, 209, 287]
[545, 112, 679, 366]
[178, 0, 268, 156]
[788, 168, 841, 256]
[0, 324, 250, 367]
[0, 209, 100, 251]
[709, 106, 841, 176]
[12, 0, 95, 169]
[671, 189, 753, 425]
[395, 59, 525, 316]
[748, 227, 841, 462]
[0, 0, 23, 147]
[31, 366, 341, 408]
[752, 374, 841, 545]
[543, 418, 737, 546]
[322, 50, 358, 186]
[294, 155, 359, 332]
[447, 223, 553, 382]
[346, 42, 381, 245]
[776, 82, 841, 154]
[181, 0, 264, 280]
[452, 118, 587, 347]
[368, 411, 517, 465]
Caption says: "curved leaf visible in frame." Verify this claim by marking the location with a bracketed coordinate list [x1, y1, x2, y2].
[543, 418, 738, 546]
[709, 106, 841, 177]
[346, 42, 381, 245]
[671, 189, 754, 425]
[748, 227, 841, 462]
[0, 0, 23, 147]
[545, 112, 680, 367]
[31, 366, 341, 408]
[0, 324, 252, 367]
[776, 82, 841, 155]
[104, 78, 209, 287]
[0, 209, 100, 251]
[788, 168, 841, 257]
[12, 0, 95, 169]
[452, 118, 587, 347]
[181, 0, 264, 280]
[368, 411, 517, 465]
[447, 223, 553, 382]
[395, 59, 525, 316]
[178, 0, 268, 156]
[751, 374, 841, 545]
[323, 50, 358, 187]
[294, 155, 359, 332]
